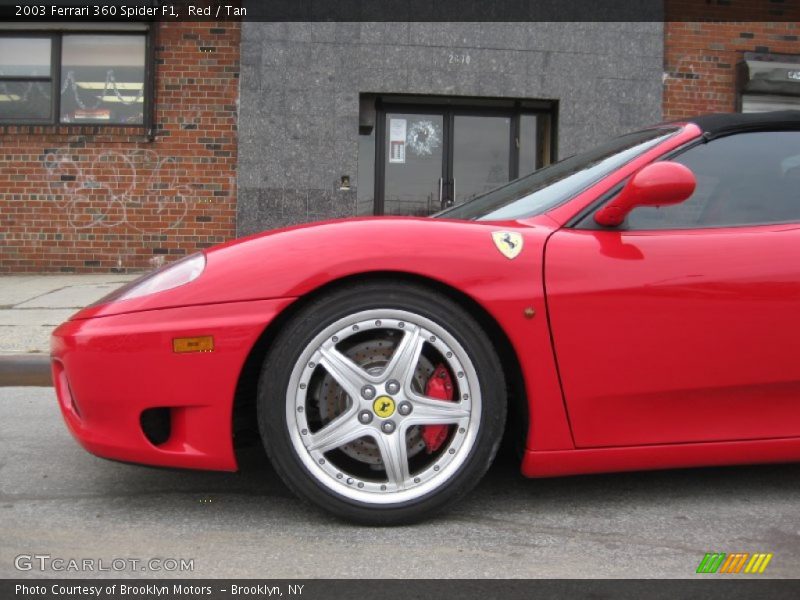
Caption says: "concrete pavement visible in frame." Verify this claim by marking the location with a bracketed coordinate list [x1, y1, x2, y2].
[3, 386, 800, 578]
[0, 274, 137, 385]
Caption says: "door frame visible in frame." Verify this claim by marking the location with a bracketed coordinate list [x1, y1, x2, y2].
[373, 98, 555, 215]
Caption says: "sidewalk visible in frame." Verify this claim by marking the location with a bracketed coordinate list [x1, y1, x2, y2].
[0, 274, 137, 385]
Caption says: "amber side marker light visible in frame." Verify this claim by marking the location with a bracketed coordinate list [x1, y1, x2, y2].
[173, 336, 214, 353]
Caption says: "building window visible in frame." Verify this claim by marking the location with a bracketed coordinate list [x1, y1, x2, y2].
[0, 32, 148, 125]
[0, 37, 53, 121]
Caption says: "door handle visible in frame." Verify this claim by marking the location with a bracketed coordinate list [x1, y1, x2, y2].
[438, 177, 443, 207]
[444, 178, 455, 207]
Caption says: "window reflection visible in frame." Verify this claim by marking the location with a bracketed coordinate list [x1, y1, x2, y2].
[60, 35, 145, 124]
[0, 38, 52, 121]
[0, 38, 51, 76]
[0, 81, 51, 120]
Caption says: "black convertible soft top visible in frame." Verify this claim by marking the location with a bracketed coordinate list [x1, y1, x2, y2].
[685, 110, 800, 138]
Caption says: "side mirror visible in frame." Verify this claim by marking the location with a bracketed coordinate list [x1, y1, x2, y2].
[594, 161, 696, 227]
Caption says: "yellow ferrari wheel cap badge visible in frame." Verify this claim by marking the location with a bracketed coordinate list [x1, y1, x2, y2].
[492, 231, 523, 259]
[373, 396, 396, 418]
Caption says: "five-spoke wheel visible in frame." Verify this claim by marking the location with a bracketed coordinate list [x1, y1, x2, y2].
[258, 282, 505, 524]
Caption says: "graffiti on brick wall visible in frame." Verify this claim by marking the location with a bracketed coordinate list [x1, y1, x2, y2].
[42, 147, 193, 232]
[663, 53, 701, 90]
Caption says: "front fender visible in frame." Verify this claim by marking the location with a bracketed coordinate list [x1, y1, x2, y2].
[76, 216, 575, 452]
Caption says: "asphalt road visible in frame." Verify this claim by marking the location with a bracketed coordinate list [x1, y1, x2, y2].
[2, 387, 799, 579]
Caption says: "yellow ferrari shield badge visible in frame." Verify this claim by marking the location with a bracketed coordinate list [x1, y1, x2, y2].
[492, 231, 523, 259]
[373, 396, 396, 418]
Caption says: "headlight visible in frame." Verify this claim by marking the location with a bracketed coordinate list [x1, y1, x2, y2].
[93, 253, 206, 305]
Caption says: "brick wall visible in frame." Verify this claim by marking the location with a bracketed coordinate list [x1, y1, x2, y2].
[665, 3, 799, 119]
[0, 22, 240, 273]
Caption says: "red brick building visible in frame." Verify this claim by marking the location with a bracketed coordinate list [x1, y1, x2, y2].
[0, 22, 239, 272]
[665, 7, 799, 119]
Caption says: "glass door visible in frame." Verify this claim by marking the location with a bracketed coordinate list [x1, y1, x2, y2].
[382, 111, 445, 216]
[451, 114, 512, 206]
[375, 103, 552, 216]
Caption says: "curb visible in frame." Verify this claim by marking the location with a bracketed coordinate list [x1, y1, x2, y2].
[0, 354, 52, 387]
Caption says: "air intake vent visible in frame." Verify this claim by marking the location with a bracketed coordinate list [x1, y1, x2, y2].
[140, 408, 171, 446]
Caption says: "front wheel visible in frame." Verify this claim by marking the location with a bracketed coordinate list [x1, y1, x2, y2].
[257, 282, 506, 524]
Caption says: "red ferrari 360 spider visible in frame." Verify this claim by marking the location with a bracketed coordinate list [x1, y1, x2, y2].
[52, 111, 800, 523]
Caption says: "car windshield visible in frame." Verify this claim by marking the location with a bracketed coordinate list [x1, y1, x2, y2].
[435, 127, 680, 221]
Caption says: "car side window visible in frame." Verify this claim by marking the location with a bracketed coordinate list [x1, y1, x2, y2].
[626, 131, 800, 230]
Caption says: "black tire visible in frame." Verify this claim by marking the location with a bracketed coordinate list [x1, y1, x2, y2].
[257, 281, 506, 525]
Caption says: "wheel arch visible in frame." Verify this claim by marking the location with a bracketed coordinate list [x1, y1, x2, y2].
[231, 270, 528, 463]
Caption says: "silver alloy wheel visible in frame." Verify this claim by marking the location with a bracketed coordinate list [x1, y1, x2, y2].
[285, 309, 481, 504]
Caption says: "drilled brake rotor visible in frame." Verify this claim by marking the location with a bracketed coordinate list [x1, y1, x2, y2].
[314, 337, 434, 465]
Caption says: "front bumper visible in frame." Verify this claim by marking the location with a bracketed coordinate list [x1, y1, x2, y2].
[51, 298, 294, 471]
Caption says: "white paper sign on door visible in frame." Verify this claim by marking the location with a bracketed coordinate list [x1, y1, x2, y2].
[389, 118, 407, 164]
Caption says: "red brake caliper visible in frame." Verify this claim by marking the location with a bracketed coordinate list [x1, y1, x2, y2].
[421, 364, 454, 453]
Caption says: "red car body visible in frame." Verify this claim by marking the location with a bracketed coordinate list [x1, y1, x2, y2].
[51, 116, 800, 480]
